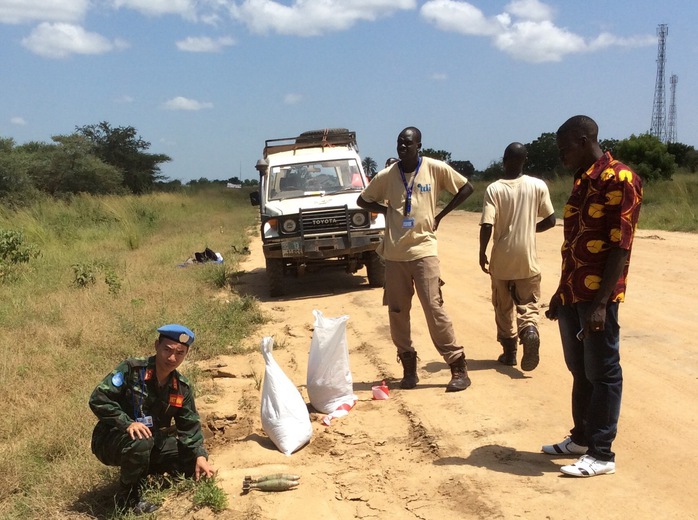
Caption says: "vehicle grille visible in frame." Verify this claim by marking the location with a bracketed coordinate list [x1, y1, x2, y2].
[300, 206, 348, 236]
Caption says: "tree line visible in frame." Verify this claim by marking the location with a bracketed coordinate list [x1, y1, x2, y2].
[0, 122, 175, 206]
[3, 121, 696, 209]
[363, 133, 698, 182]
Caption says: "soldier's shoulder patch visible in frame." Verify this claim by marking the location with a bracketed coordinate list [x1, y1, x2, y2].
[111, 371, 124, 387]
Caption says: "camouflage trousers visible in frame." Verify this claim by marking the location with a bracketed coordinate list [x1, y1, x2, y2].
[91, 423, 197, 487]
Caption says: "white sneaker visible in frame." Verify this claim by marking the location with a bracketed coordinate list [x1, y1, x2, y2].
[541, 437, 588, 455]
[560, 455, 616, 477]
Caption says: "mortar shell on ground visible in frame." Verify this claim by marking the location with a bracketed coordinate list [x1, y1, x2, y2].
[242, 479, 300, 491]
[246, 473, 300, 483]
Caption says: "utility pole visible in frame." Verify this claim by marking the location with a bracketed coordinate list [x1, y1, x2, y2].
[667, 74, 678, 143]
[649, 24, 669, 142]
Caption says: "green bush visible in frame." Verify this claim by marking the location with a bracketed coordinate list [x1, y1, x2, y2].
[616, 133, 676, 181]
[71, 262, 97, 288]
[0, 229, 40, 264]
[191, 477, 228, 512]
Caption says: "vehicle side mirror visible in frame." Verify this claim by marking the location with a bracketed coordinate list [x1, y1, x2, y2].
[249, 191, 260, 206]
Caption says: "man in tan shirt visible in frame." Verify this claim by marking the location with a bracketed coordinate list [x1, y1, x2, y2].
[358, 126, 474, 392]
[479, 142, 555, 371]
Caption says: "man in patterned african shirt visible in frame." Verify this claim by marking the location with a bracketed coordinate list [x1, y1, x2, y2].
[542, 115, 643, 478]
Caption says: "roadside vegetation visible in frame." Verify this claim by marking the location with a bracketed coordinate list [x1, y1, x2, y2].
[1, 121, 697, 517]
[0, 187, 263, 519]
[453, 171, 698, 232]
[377, 130, 698, 232]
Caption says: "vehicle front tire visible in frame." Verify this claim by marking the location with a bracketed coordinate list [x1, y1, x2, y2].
[366, 251, 385, 288]
[266, 258, 285, 297]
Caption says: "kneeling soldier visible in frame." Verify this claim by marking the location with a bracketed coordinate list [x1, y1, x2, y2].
[89, 324, 216, 514]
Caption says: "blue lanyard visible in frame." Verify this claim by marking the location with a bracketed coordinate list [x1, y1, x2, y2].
[398, 157, 422, 215]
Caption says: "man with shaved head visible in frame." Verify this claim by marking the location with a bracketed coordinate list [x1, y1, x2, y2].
[358, 126, 474, 392]
[479, 142, 556, 371]
[543, 115, 643, 478]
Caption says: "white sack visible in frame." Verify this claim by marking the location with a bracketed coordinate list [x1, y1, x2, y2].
[306, 310, 357, 415]
[260, 336, 313, 455]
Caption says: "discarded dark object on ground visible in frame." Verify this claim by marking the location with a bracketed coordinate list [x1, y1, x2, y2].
[242, 474, 300, 493]
[195, 247, 219, 263]
[177, 247, 223, 267]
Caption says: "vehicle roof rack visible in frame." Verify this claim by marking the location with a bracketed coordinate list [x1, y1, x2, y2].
[263, 128, 358, 157]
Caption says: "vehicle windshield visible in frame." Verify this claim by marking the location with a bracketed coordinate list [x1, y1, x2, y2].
[267, 159, 364, 200]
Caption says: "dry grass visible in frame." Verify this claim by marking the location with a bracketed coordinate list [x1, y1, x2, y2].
[0, 187, 265, 519]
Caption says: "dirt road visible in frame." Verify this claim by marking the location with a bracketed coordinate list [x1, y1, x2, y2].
[187, 211, 697, 520]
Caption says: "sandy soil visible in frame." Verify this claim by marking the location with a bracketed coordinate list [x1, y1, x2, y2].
[171, 211, 698, 519]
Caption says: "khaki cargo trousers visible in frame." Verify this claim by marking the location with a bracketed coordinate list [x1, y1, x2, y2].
[384, 256, 464, 365]
[490, 273, 541, 341]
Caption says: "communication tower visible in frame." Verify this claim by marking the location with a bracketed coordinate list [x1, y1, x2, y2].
[667, 74, 678, 143]
[649, 24, 669, 142]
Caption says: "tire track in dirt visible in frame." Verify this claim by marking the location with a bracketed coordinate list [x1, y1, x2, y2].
[184, 212, 698, 519]
[346, 319, 503, 520]
[190, 239, 501, 519]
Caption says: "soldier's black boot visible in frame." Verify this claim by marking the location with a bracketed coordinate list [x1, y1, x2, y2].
[520, 325, 540, 372]
[497, 337, 518, 366]
[116, 481, 159, 516]
[397, 351, 419, 389]
[446, 355, 471, 392]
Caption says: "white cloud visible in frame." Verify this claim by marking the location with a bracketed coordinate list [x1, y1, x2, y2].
[284, 93, 303, 105]
[0, 0, 89, 24]
[10, 116, 27, 125]
[431, 72, 448, 81]
[494, 19, 584, 62]
[504, 0, 553, 22]
[21, 23, 128, 58]
[420, 0, 654, 63]
[114, 95, 134, 103]
[588, 32, 656, 51]
[230, 0, 416, 37]
[162, 96, 214, 110]
[421, 0, 501, 36]
[176, 35, 236, 52]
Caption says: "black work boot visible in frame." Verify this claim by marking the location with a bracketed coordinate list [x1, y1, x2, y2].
[497, 337, 518, 366]
[116, 482, 159, 516]
[446, 355, 471, 392]
[520, 325, 540, 372]
[397, 351, 419, 389]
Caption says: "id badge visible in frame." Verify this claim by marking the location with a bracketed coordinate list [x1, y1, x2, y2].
[402, 218, 415, 229]
[137, 416, 154, 427]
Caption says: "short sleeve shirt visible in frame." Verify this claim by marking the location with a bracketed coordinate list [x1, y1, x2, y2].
[558, 152, 643, 304]
[360, 157, 467, 261]
[480, 175, 554, 280]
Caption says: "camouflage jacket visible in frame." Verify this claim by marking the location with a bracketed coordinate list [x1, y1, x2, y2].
[89, 356, 208, 459]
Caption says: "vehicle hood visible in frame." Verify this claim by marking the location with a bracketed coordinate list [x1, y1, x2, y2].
[264, 191, 362, 216]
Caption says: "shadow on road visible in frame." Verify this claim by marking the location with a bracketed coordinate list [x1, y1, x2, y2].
[232, 265, 377, 302]
[434, 444, 562, 476]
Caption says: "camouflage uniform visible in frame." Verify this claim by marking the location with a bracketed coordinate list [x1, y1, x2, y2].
[89, 356, 208, 487]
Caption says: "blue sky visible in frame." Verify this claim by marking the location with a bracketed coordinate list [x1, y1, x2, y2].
[1, 0, 696, 183]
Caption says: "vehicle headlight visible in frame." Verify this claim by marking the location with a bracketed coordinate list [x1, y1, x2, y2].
[351, 211, 368, 227]
[281, 217, 298, 234]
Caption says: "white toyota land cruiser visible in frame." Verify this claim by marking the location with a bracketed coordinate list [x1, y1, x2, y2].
[249, 128, 385, 297]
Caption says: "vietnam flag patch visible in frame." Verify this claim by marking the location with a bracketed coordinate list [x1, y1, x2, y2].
[169, 394, 184, 407]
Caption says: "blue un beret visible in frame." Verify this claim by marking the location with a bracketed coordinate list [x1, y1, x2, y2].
[157, 324, 195, 347]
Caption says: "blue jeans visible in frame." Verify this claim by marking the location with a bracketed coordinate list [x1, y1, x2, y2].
[558, 302, 622, 462]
